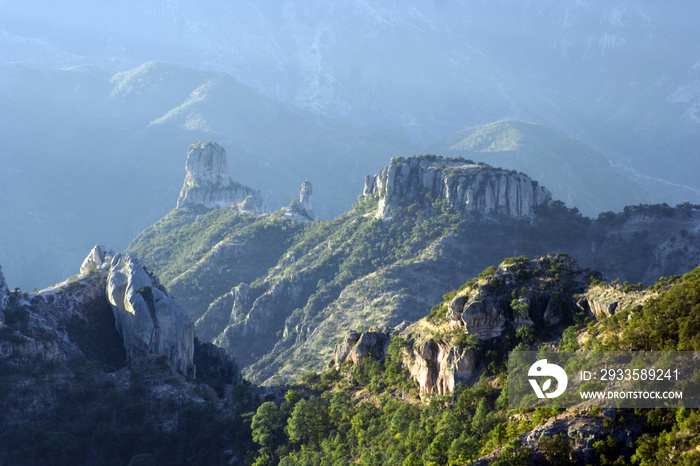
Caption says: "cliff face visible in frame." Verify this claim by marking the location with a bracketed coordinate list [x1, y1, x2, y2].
[107, 252, 196, 377]
[363, 156, 552, 220]
[176, 141, 264, 211]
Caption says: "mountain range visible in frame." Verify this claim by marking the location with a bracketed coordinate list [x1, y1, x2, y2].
[128, 149, 700, 385]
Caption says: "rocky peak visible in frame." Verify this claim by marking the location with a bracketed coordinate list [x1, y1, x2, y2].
[176, 141, 264, 212]
[79, 244, 115, 275]
[106, 252, 195, 377]
[363, 155, 552, 220]
[300, 180, 313, 213]
[283, 180, 315, 221]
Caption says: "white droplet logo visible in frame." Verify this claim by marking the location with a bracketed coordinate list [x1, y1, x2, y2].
[528, 359, 568, 399]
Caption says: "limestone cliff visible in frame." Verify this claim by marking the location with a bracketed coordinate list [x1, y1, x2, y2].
[107, 253, 196, 377]
[176, 141, 264, 211]
[363, 155, 551, 220]
[403, 339, 477, 396]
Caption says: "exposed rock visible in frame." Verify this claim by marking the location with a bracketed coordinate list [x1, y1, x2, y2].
[333, 329, 393, 367]
[575, 284, 652, 319]
[107, 253, 196, 377]
[283, 180, 315, 221]
[176, 141, 264, 212]
[517, 412, 644, 465]
[79, 244, 115, 275]
[300, 180, 313, 213]
[404, 340, 477, 396]
[447, 255, 592, 340]
[363, 155, 551, 220]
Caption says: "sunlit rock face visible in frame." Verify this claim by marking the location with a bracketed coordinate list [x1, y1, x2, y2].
[79, 245, 115, 275]
[404, 340, 477, 396]
[106, 253, 195, 377]
[284, 180, 315, 221]
[363, 155, 551, 220]
[176, 141, 264, 211]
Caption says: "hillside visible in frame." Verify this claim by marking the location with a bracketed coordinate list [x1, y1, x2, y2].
[129, 153, 700, 385]
[257, 259, 700, 465]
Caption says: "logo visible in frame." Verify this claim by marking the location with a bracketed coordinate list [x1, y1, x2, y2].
[528, 359, 568, 399]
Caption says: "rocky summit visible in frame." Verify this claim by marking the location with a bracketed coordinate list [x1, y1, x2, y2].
[283, 180, 315, 221]
[107, 252, 196, 377]
[363, 155, 552, 220]
[176, 141, 264, 211]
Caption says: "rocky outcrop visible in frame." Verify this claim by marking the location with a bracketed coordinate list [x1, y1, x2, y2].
[333, 329, 395, 367]
[107, 253, 195, 377]
[283, 180, 315, 221]
[404, 340, 477, 396]
[79, 244, 115, 275]
[363, 155, 551, 220]
[575, 284, 652, 319]
[176, 141, 264, 212]
[446, 255, 592, 340]
[332, 325, 476, 396]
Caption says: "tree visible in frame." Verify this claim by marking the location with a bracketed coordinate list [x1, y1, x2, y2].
[251, 402, 285, 460]
[286, 398, 328, 448]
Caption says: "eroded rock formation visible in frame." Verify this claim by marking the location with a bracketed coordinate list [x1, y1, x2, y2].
[403, 340, 477, 396]
[107, 253, 195, 377]
[79, 244, 115, 275]
[284, 180, 315, 221]
[176, 141, 264, 211]
[363, 155, 551, 220]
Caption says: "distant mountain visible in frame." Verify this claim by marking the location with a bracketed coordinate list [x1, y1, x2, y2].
[0, 62, 410, 290]
[429, 120, 649, 216]
[3, 0, 700, 200]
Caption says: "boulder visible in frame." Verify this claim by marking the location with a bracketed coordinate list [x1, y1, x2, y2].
[106, 253, 195, 377]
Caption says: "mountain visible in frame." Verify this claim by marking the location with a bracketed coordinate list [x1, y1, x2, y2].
[3, 1, 700, 202]
[129, 153, 700, 385]
[266, 260, 700, 465]
[0, 249, 248, 464]
[0, 61, 411, 290]
[429, 120, 649, 217]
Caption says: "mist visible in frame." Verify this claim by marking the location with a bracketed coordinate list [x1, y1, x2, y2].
[1, 0, 699, 290]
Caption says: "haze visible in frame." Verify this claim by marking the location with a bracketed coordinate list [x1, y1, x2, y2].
[1, 0, 699, 290]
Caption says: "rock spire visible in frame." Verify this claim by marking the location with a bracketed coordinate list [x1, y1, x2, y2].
[283, 180, 315, 221]
[176, 141, 264, 212]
